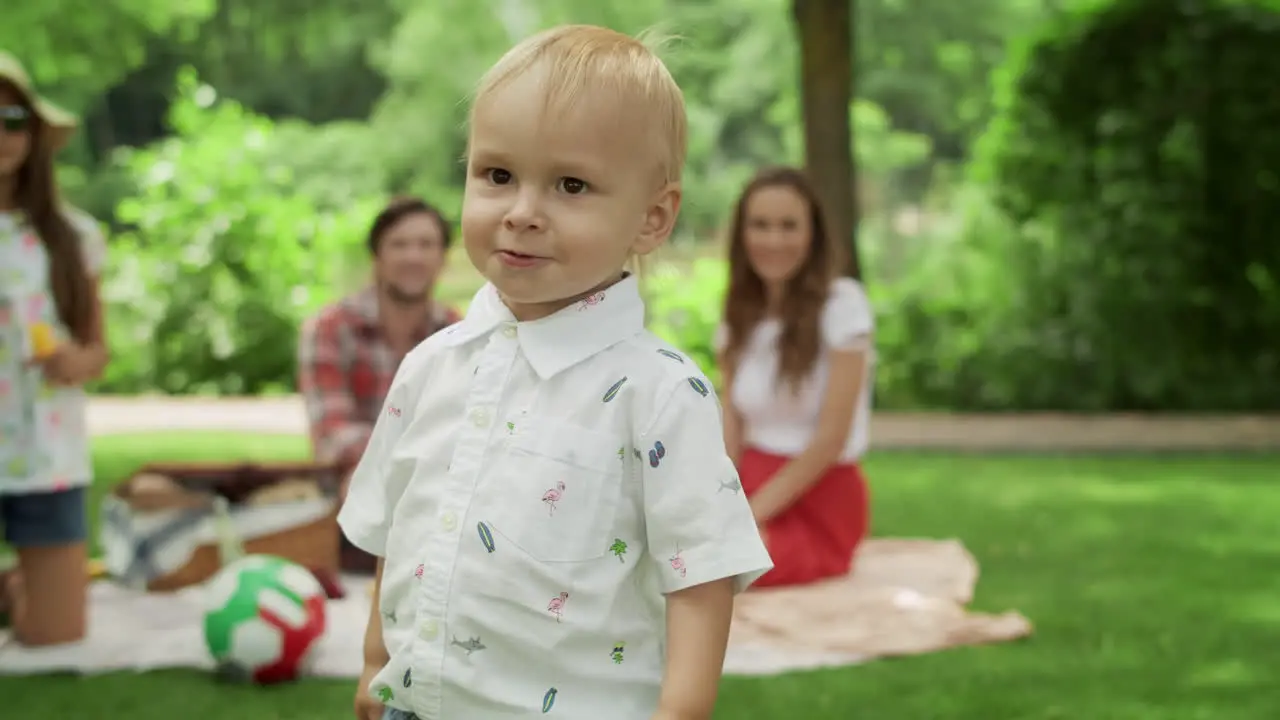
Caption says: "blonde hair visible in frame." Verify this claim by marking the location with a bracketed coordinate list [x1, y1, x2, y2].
[470, 24, 687, 185]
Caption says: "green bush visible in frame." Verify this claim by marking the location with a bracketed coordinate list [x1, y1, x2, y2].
[100, 69, 380, 394]
[644, 256, 729, 386]
[865, 185, 1025, 410]
[955, 0, 1280, 410]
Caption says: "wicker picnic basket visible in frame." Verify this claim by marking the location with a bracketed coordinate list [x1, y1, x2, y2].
[108, 461, 342, 592]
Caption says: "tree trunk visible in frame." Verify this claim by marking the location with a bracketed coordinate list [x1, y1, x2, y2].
[793, 0, 860, 280]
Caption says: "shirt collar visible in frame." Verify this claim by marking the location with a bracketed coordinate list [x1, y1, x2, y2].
[341, 287, 381, 327]
[441, 274, 647, 379]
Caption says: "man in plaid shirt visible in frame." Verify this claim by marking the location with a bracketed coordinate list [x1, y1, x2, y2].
[298, 197, 460, 573]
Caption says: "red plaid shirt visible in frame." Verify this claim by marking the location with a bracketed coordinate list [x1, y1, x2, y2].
[297, 287, 461, 472]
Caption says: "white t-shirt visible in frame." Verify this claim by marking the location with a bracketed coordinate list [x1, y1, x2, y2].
[338, 275, 772, 720]
[718, 277, 875, 462]
[0, 208, 106, 494]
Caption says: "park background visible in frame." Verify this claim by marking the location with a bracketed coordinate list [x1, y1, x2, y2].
[12, 0, 1280, 412]
[4, 0, 1280, 718]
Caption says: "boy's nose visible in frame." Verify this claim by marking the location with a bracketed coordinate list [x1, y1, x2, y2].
[503, 192, 545, 231]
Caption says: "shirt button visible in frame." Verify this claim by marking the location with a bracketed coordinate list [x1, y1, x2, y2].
[441, 512, 457, 531]
[470, 408, 490, 427]
[501, 323, 517, 338]
[420, 620, 439, 641]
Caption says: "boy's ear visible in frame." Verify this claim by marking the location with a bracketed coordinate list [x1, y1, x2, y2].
[633, 183, 681, 256]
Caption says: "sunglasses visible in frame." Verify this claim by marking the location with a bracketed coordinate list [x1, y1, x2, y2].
[0, 105, 31, 133]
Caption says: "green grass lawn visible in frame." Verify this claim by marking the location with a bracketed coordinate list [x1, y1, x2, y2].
[4, 433, 1279, 719]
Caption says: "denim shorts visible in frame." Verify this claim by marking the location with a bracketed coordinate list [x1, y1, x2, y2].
[382, 709, 417, 720]
[0, 486, 88, 547]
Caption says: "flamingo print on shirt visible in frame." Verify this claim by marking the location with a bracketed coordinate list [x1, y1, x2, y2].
[547, 592, 569, 622]
[669, 547, 686, 578]
[577, 291, 605, 311]
[542, 481, 566, 515]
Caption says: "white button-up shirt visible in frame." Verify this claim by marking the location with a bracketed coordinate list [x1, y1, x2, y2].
[339, 275, 772, 719]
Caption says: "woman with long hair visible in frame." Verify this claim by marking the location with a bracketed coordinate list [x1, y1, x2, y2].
[0, 52, 110, 645]
[717, 166, 874, 587]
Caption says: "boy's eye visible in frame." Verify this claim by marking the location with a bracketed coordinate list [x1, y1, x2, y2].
[558, 177, 588, 195]
[487, 168, 513, 185]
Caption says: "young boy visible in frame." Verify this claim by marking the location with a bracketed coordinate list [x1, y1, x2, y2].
[341, 25, 772, 720]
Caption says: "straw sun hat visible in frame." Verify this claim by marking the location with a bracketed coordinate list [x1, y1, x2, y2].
[0, 51, 77, 152]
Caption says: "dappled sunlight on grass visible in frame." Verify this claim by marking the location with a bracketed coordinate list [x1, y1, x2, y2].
[1071, 478, 1169, 503]
[1186, 658, 1267, 689]
[91, 431, 310, 466]
[718, 453, 1280, 719]
[1227, 592, 1280, 626]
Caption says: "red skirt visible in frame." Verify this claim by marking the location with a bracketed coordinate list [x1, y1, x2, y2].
[740, 447, 870, 588]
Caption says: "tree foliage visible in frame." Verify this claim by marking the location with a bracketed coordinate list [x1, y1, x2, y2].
[30, 0, 1269, 413]
[104, 71, 379, 394]
[966, 0, 1280, 410]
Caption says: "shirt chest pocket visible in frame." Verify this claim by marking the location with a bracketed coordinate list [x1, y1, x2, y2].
[486, 418, 625, 563]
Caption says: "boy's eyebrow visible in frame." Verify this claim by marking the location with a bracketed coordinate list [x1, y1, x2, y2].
[549, 158, 604, 179]
[467, 148, 511, 166]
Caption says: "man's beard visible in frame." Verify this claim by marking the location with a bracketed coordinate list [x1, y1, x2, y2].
[381, 282, 430, 307]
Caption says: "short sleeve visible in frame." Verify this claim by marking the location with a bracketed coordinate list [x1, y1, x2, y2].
[67, 208, 107, 276]
[639, 376, 773, 594]
[821, 278, 874, 350]
[712, 323, 728, 353]
[336, 371, 413, 557]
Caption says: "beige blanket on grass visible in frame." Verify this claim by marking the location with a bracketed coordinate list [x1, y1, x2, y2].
[726, 538, 1033, 674]
[0, 538, 1031, 678]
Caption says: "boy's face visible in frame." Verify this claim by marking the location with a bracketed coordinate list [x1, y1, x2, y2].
[462, 71, 679, 321]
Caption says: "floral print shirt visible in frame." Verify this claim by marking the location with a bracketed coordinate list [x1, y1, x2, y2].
[0, 208, 106, 495]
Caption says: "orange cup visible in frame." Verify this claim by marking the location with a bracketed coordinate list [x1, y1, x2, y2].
[29, 322, 58, 359]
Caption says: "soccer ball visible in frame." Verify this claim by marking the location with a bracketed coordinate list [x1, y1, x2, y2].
[202, 554, 328, 684]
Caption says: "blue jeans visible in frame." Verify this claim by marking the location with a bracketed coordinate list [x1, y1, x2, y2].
[0, 487, 87, 546]
[382, 709, 417, 720]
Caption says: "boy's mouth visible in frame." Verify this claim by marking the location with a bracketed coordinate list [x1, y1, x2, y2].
[497, 249, 548, 268]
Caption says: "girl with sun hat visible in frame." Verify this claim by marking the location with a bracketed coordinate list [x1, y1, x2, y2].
[0, 50, 111, 646]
